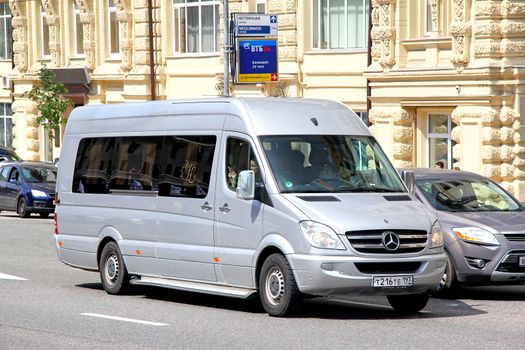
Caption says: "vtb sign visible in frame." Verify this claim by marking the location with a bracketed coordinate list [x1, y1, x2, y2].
[236, 38, 278, 83]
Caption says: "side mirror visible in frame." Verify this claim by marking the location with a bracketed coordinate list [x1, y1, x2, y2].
[236, 170, 255, 200]
[404, 172, 416, 194]
[9, 178, 17, 184]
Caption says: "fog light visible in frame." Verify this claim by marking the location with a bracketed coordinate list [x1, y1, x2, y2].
[465, 257, 486, 269]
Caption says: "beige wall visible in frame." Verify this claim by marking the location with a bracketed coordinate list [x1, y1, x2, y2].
[6, 0, 525, 198]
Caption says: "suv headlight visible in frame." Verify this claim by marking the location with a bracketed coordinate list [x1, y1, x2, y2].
[429, 221, 444, 249]
[31, 189, 47, 198]
[299, 221, 346, 250]
[453, 227, 500, 246]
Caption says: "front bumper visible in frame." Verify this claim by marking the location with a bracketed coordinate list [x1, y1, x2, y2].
[28, 198, 55, 213]
[288, 252, 446, 297]
[449, 238, 525, 285]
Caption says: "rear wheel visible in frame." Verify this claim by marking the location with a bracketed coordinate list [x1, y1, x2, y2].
[431, 251, 460, 298]
[99, 241, 129, 294]
[18, 198, 30, 218]
[387, 292, 430, 314]
[259, 253, 303, 317]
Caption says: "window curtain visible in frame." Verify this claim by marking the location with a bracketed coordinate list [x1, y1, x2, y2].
[186, 6, 199, 53]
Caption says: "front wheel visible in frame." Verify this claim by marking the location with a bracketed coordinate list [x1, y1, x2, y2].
[387, 292, 430, 314]
[431, 251, 460, 298]
[99, 241, 130, 295]
[18, 198, 30, 218]
[259, 253, 303, 317]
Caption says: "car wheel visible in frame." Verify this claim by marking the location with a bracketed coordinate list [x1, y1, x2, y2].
[387, 292, 430, 314]
[431, 251, 460, 298]
[259, 253, 303, 317]
[39, 213, 50, 218]
[99, 241, 130, 295]
[18, 198, 30, 218]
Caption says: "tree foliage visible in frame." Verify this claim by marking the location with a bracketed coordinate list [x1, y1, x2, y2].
[27, 66, 73, 140]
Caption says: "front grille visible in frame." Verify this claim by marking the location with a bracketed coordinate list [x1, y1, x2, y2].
[504, 234, 525, 242]
[346, 229, 428, 254]
[355, 262, 422, 274]
[496, 251, 525, 273]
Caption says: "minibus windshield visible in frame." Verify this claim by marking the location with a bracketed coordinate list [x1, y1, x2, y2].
[260, 135, 405, 193]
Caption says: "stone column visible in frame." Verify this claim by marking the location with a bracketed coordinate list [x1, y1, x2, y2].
[42, 0, 61, 67]
[9, 0, 28, 74]
[11, 95, 40, 161]
[115, 0, 133, 72]
[369, 108, 414, 167]
[450, 0, 471, 70]
[75, 0, 96, 71]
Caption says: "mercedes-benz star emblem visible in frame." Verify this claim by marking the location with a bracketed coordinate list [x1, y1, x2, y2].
[382, 231, 401, 252]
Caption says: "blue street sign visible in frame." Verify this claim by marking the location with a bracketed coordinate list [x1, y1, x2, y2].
[234, 14, 278, 37]
[236, 38, 278, 83]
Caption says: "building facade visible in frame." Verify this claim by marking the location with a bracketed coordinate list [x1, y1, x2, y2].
[2, 0, 525, 198]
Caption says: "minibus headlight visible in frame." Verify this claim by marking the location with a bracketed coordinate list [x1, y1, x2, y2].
[31, 189, 48, 198]
[299, 221, 346, 250]
[453, 227, 500, 246]
[429, 221, 444, 249]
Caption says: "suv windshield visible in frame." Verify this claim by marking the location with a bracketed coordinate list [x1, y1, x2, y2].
[22, 166, 57, 183]
[416, 178, 521, 212]
[259, 135, 405, 193]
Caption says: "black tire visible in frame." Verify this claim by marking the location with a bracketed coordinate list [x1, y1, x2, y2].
[259, 253, 303, 317]
[39, 212, 50, 218]
[99, 241, 130, 295]
[387, 292, 430, 314]
[431, 251, 460, 298]
[18, 198, 30, 218]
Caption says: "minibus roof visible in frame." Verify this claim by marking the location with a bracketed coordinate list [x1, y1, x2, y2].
[66, 98, 370, 136]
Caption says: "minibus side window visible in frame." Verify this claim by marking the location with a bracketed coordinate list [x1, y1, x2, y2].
[73, 138, 115, 194]
[226, 137, 261, 192]
[158, 135, 216, 198]
[110, 137, 162, 191]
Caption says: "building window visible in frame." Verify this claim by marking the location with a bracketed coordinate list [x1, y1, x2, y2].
[256, 0, 266, 14]
[427, 113, 456, 169]
[0, 103, 13, 148]
[108, 0, 119, 56]
[425, 0, 433, 35]
[73, 1, 84, 56]
[313, 0, 369, 49]
[173, 0, 220, 54]
[0, 3, 12, 60]
[41, 5, 50, 57]
[355, 111, 369, 126]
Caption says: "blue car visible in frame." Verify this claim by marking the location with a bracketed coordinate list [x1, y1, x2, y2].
[0, 162, 57, 218]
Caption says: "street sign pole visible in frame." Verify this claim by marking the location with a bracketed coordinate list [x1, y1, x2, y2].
[223, 0, 230, 97]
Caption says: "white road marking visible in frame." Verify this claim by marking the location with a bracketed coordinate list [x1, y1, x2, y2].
[81, 313, 168, 327]
[0, 272, 27, 281]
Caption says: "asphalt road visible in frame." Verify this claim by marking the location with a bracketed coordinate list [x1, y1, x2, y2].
[0, 212, 524, 349]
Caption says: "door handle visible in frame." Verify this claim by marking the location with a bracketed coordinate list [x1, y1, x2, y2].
[200, 202, 213, 212]
[219, 203, 231, 213]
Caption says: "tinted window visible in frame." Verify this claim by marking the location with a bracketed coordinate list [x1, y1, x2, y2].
[73, 135, 216, 198]
[158, 136, 216, 198]
[73, 138, 115, 193]
[111, 137, 162, 191]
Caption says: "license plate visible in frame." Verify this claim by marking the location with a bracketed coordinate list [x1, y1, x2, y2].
[373, 275, 413, 288]
[519, 256, 525, 267]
